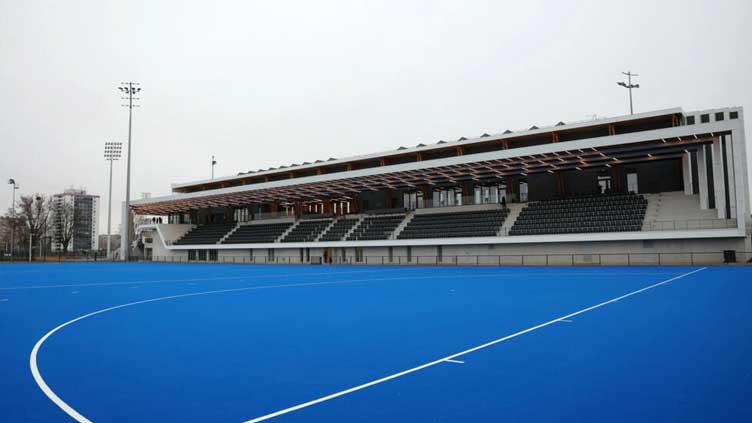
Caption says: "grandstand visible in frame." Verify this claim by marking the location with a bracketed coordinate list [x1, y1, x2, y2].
[130, 107, 751, 264]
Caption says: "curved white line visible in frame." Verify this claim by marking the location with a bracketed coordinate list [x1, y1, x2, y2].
[30, 271, 510, 422]
[30, 268, 705, 423]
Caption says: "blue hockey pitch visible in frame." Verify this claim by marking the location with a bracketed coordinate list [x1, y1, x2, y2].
[1, 263, 751, 422]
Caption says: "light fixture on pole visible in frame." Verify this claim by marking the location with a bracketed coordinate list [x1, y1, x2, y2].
[7, 178, 19, 261]
[104, 141, 122, 259]
[118, 82, 140, 261]
[211, 155, 217, 179]
[617, 71, 640, 115]
[25, 217, 32, 262]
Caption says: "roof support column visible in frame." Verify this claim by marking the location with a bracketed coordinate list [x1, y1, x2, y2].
[697, 146, 709, 210]
[712, 137, 727, 219]
[682, 151, 693, 195]
[723, 135, 737, 219]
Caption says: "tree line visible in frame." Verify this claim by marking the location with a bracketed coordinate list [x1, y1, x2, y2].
[1, 194, 77, 258]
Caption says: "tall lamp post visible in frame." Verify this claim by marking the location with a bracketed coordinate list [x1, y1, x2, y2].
[211, 155, 217, 179]
[104, 141, 122, 259]
[7, 179, 19, 261]
[617, 71, 640, 115]
[118, 82, 140, 261]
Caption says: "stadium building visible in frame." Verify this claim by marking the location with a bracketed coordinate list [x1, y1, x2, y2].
[129, 107, 751, 264]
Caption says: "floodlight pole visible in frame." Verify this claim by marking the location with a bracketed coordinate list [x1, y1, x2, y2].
[7, 179, 18, 261]
[211, 155, 217, 179]
[118, 82, 140, 261]
[617, 71, 639, 115]
[108, 156, 114, 257]
[26, 218, 32, 262]
[104, 141, 122, 260]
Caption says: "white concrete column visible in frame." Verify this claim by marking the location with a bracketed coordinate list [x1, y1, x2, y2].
[696, 147, 709, 209]
[724, 136, 737, 219]
[682, 152, 693, 195]
[712, 137, 727, 219]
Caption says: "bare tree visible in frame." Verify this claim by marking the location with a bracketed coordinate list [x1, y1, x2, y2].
[53, 199, 75, 253]
[17, 194, 50, 254]
[0, 214, 12, 256]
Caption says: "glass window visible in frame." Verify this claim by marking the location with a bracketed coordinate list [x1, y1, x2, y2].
[730, 111, 739, 120]
[700, 114, 710, 123]
[686, 115, 695, 125]
[715, 112, 724, 121]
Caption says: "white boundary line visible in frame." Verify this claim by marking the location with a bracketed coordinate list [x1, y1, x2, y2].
[444, 359, 465, 364]
[4, 269, 680, 291]
[2, 268, 413, 291]
[239, 267, 707, 423]
[28, 267, 706, 423]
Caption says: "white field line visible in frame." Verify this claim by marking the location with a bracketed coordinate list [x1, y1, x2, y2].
[1, 268, 413, 291]
[30, 270, 558, 422]
[558, 319, 573, 323]
[444, 359, 465, 364]
[29, 267, 706, 423]
[3, 270, 679, 291]
[239, 267, 707, 423]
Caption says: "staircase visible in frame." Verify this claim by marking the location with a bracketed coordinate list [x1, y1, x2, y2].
[315, 217, 341, 242]
[276, 220, 302, 242]
[218, 222, 241, 244]
[642, 191, 734, 231]
[390, 212, 414, 239]
[498, 203, 524, 236]
[343, 215, 366, 240]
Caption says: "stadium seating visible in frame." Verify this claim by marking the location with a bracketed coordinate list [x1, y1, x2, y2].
[173, 223, 235, 245]
[509, 192, 647, 236]
[346, 213, 405, 241]
[319, 217, 360, 241]
[222, 221, 293, 244]
[281, 219, 333, 242]
[397, 208, 509, 239]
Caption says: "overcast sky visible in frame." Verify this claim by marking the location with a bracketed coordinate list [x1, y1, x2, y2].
[1, 0, 751, 234]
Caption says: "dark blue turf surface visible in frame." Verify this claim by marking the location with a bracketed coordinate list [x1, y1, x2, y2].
[1, 263, 751, 422]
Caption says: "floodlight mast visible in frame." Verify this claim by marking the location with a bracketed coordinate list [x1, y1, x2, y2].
[104, 141, 122, 259]
[7, 178, 19, 261]
[617, 71, 640, 115]
[211, 155, 217, 179]
[118, 82, 140, 261]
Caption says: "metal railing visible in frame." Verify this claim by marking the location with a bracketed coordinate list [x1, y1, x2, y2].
[642, 218, 737, 231]
[141, 251, 752, 266]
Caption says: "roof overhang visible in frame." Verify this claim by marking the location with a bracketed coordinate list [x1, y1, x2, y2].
[171, 108, 684, 191]
[131, 120, 737, 215]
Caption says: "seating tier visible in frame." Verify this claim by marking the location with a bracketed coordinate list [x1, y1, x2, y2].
[222, 222, 293, 244]
[173, 223, 235, 245]
[509, 192, 647, 236]
[397, 209, 509, 239]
